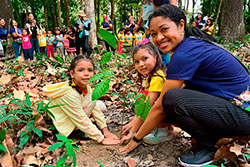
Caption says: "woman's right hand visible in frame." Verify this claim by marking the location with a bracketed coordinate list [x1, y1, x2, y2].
[120, 130, 134, 144]
[101, 138, 120, 145]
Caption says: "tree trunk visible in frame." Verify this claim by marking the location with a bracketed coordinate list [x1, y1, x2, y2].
[86, 0, 98, 48]
[185, 0, 189, 13]
[57, 0, 62, 28]
[96, 0, 100, 34]
[220, 0, 245, 41]
[80, 0, 84, 10]
[64, 0, 70, 26]
[44, 0, 49, 31]
[52, 6, 58, 27]
[24, 0, 28, 19]
[111, 0, 116, 33]
[0, 0, 13, 27]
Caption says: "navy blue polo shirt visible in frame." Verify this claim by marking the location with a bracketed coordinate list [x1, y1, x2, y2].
[167, 38, 250, 99]
[101, 20, 113, 33]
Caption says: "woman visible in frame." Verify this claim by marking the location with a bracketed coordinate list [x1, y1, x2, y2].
[203, 17, 214, 35]
[10, 20, 22, 58]
[0, 18, 8, 54]
[120, 4, 250, 167]
[195, 12, 206, 30]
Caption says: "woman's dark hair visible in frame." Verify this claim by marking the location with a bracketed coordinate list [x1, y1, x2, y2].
[132, 42, 165, 90]
[67, 25, 75, 33]
[205, 18, 213, 27]
[153, 0, 170, 7]
[55, 27, 61, 31]
[148, 4, 216, 42]
[10, 19, 15, 27]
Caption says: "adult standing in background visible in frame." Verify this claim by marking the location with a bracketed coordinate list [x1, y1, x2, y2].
[100, 14, 114, 52]
[195, 12, 206, 30]
[75, 10, 86, 55]
[0, 18, 8, 55]
[10, 19, 22, 58]
[24, 13, 40, 55]
[125, 16, 136, 34]
[81, 16, 91, 56]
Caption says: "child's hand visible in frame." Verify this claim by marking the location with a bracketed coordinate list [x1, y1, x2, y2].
[120, 130, 134, 144]
[122, 122, 134, 135]
[104, 131, 119, 140]
[101, 138, 120, 145]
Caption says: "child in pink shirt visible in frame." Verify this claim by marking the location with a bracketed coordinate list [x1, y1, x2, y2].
[22, 27, 33, 60]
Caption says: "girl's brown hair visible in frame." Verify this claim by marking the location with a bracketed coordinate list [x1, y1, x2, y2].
[132, 42, 166, 90]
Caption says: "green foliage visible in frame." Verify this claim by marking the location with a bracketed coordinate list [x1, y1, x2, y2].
[92, 78, 111, 101]
[99, 29, 118, 49]
[100, 52, 112, 66]
[134, 93, 151, 121]
[0, 129, 7, 154]
[47, 134, 79, 167]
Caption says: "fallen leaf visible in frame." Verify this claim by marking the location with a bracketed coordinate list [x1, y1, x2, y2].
[230, 142, 245, 156]
[13, 89, 25, 100]
[22, 155, 42, 165]
[214, 145, 238, 165]
[0, 74, 11, 85]
[0, 140, 14, 167]
[216, 138, 234, 147]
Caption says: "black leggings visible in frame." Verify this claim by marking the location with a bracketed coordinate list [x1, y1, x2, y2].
[162, 89, 250, 147]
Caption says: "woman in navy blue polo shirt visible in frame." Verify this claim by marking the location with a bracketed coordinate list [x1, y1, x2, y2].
[120, 4, 250, 167]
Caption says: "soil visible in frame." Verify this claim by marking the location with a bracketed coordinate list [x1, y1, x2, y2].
[74, 107, 191, 167]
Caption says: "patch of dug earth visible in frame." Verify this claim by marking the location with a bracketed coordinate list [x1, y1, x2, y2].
[75, 107, 191, 167]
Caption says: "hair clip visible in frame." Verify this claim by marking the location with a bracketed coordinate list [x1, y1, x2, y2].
[136, 38, 149, 45]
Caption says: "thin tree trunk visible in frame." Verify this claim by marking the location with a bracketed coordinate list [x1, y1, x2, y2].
[185, 0, 189, 13]
[214, 0, 223, 33]
[80, 0, 84, 10]
[57, 0, 62, 28]
[111, 0, 116, 33]
[0, 0, 13, 27]
[96, 0, 100, 34]
[220, 0, 245, 41]
[86, 0, 98, 48]
[44, 0, 49, 31]
[24, 0, 28, 19]
[52, 6, 58, 27]
[64, 0, 70, 26]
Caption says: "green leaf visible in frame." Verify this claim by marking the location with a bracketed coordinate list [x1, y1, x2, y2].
[57, 154, 67, 166]
[33, 129, 42, 138]
[88, 72, 105, 83]
[48, 142, 65, 151]
[20, 131, 26, 137]
[0, 85, 3, 89]
[92, 78, 111, 101]
[23, 93, 31, 108]
[0, 105, 9, 109]
[0, 144, 7, 153]
[72, 151, 77, 167]
[10, 99, 23, 107]
[102, 68, 115, 77]
[56, 134, 68, 142]
[100, 52, 112, 66]
[20, 135, 30, 149]
[0, 128, 6, 142]
[5, 93, 12, 98]
[134, 98, 145, 117]
[18, 69, 24, 75]
[54, 56, 64, 64]
[99, 28, 117, 49]
[96, 161, 104, 167]
[140, 97, 151, 121]
[66, 141, 73, 158]
[26, 120, 35, 131]
[203, 165, 218, 167]
[243, 153, 250, 159]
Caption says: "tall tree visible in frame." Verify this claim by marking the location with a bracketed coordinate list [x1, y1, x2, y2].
[57, 0, 62, 27]
[52, 6, 58, 27]
[44, 0, 49, 31]
[0, 0, 13, 27]
[178, 0, 182, 9]
[64, 0, 70, 26]
[220, 0, 245, 41]
[86, 0, 98, 48]
[111, 0, 116, 33]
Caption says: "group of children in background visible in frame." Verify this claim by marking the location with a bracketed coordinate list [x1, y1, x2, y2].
[117, 27, 146, 51]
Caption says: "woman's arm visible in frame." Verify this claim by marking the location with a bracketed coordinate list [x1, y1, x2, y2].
[120, 79, 184, 154]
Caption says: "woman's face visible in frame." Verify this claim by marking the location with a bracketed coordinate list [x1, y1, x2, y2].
[150, 16, 185, 53]
[0, 19, 5, 27]
[207, 20, 211, 25]
[12, 20, 17, 27]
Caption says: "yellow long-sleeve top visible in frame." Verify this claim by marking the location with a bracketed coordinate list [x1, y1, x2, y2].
[43, 81, 107, 143]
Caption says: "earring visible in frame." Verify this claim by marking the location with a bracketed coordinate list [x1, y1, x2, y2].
[181, 32, 184, 36]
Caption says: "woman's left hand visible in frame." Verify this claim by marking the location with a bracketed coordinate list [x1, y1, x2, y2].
[119, 140, 141, 155]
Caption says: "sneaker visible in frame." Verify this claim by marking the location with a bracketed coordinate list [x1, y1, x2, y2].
[178, 146, 216, 167]
[143, 127, 173, 144]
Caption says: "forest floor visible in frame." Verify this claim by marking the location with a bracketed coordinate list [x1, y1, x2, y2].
[0, 42, 249, 167]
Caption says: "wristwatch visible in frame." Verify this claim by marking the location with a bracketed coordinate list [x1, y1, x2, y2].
[132, 136, 143, 143]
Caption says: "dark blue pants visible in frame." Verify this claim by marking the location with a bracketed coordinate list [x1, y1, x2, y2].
[30, 38, 39, 55]
[82, 36, 89, 56]
[162, 89, 250, 147]
[23, 48, 33, 60]
[12, 41, 21, 58]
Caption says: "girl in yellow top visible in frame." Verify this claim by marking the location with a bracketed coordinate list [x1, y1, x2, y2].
[120, 42, 173, 145]
[43, 55, 119, 145]
[203, 18, 214, 35]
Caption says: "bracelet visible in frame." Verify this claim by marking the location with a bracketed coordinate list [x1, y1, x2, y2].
[132, 136, 143, 143]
